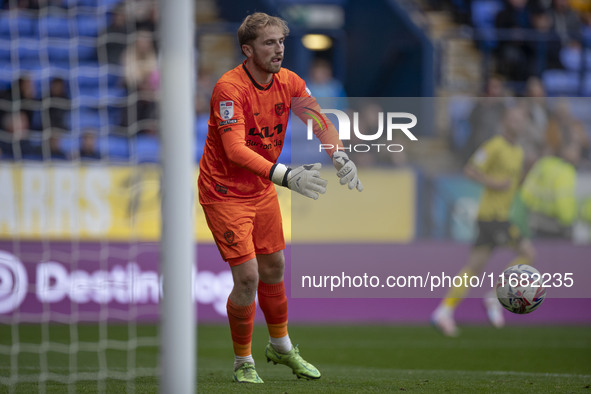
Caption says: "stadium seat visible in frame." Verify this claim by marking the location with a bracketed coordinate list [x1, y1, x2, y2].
[470, 0, 503, 50]
[74, 72, 100, 89]
[135, 136, 160, 163]
[58, 133, 80, 153]
[542, 69, 581, 96]
[0, 12, 37, 38]
[104, 134, 129, 159]
[76, 14, 105, 37]
[18, 45, 40, 63]
[77, 43, 98, 62]
[0, 45, 11, 64]
[72, 108, 103, 130]
[560, 47, 591, 71]
[76, 0, 100, 7]
[39, 16, 72, 38]
[584, 73, 591, 97]
[47, 42, 71, 63]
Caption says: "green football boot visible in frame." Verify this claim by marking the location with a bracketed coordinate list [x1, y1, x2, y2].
[233, 362, 264, 383]
[265, 343, 321, 380]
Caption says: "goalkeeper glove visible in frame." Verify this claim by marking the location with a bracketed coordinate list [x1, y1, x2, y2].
[332, 151, 363, 191]
[270, 163, 328, 200]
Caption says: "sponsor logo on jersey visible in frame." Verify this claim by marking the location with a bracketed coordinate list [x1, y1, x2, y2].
[220, 100, 234, 120]
[215, 184, 228, 194]
[219, 119, 237, 126]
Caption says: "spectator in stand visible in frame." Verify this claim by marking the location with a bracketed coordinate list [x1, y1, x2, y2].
[121, 74, 158, 136]
[44, 77, 70, 133]
[134, 0, 158, 34]
[7, 76, 42, 132]
[0, 111, 38, 159]
[121, 29, 158, 92]
[546, 0, 584, 69]
[79, 130, 102, 160]
[518, 76, 549, 169]
[306, 58, 348, 110]
[120, 30, 159, 135]
[2, 0, 39, 10]
[464, 75, 508, 163]
[495, 0, 536, 80]
[549, 0, 583, 45]
[97, 4, 130, 65]
[44, 130, 68, 160]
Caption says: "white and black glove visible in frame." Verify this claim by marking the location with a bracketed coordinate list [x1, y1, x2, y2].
[270, 163, 328, 200]
[332, 151, 363, 191]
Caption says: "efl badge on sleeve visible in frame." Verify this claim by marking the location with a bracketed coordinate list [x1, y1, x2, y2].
[220, 101, 234, 120]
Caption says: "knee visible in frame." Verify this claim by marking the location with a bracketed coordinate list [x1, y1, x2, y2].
[258, 253, 285, 282]
[234, 270, 259, 291]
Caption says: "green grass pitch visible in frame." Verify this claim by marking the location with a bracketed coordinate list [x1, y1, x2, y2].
[0, 323, 590, 392]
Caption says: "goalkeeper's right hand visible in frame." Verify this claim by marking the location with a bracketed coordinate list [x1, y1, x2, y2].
[270, 163, 328, 200]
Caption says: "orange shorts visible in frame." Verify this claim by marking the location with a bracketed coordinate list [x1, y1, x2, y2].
[200, 192, 285, 266]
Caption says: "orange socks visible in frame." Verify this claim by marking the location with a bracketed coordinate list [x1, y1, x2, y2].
[257, 280, 288, 337]
[226, 299, 256, 357]
[227, 281, 290, 360]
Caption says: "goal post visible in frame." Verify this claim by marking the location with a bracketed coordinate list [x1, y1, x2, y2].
[159, 0, 196, 392]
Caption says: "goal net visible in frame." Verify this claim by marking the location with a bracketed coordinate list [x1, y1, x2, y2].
[0, 0, 166, 391]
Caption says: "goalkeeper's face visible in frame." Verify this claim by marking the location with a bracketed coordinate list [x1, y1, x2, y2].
[249, 26, 285, 75]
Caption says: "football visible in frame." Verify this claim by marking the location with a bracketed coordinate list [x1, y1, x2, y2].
[496, 264, 547, 314]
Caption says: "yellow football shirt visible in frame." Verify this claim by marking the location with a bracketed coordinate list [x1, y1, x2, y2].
[470, 135, 524, 221]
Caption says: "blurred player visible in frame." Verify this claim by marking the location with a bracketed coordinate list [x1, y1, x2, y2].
[431, 106, 535, 337]
[198, 12, 363, 383]
[520, 143, 580, 239]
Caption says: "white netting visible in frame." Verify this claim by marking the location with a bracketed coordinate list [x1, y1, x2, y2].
[0, 1, 161, 392]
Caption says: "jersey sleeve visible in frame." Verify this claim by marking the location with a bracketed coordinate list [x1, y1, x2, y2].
[469, 138, 497, 173]
[212, 82, 274, 179]
[289, 72, 344, 157]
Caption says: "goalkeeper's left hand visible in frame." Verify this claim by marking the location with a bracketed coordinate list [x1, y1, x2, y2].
[332, 151, 363, 191]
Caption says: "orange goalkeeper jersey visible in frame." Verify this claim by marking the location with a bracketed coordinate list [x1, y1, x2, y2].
[198, 62, 342, 202]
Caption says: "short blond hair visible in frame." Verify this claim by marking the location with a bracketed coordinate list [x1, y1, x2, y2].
[237, 12, 289, 55]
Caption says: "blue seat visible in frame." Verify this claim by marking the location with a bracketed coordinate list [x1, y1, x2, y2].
[584, 74, 591, 97]
[542, 70, 580, 96]
[19, 45, 39, 62]
[39, 16, 72, 38]
[77, 0, 100, 7]
[58, 133, 80, 152]
[47, 43, 71, 62]
[72, 108, 104, 130]
[75, 73, 100, 89]
[471, 0, 503, 50]
[19, 58, 45, 71]
[135, 136, 160, 163]
[76, 14, 104, 37]
[104, 134, 129, 159]
[103, 0, 122, 8]
[0, 13, 37, 38]
[16, 39, 40, 60]
[77, 43, 97, 62]
[0, 46, 11, 63]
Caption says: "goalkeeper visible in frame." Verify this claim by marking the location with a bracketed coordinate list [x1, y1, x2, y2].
[198, 12, 362, 384]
